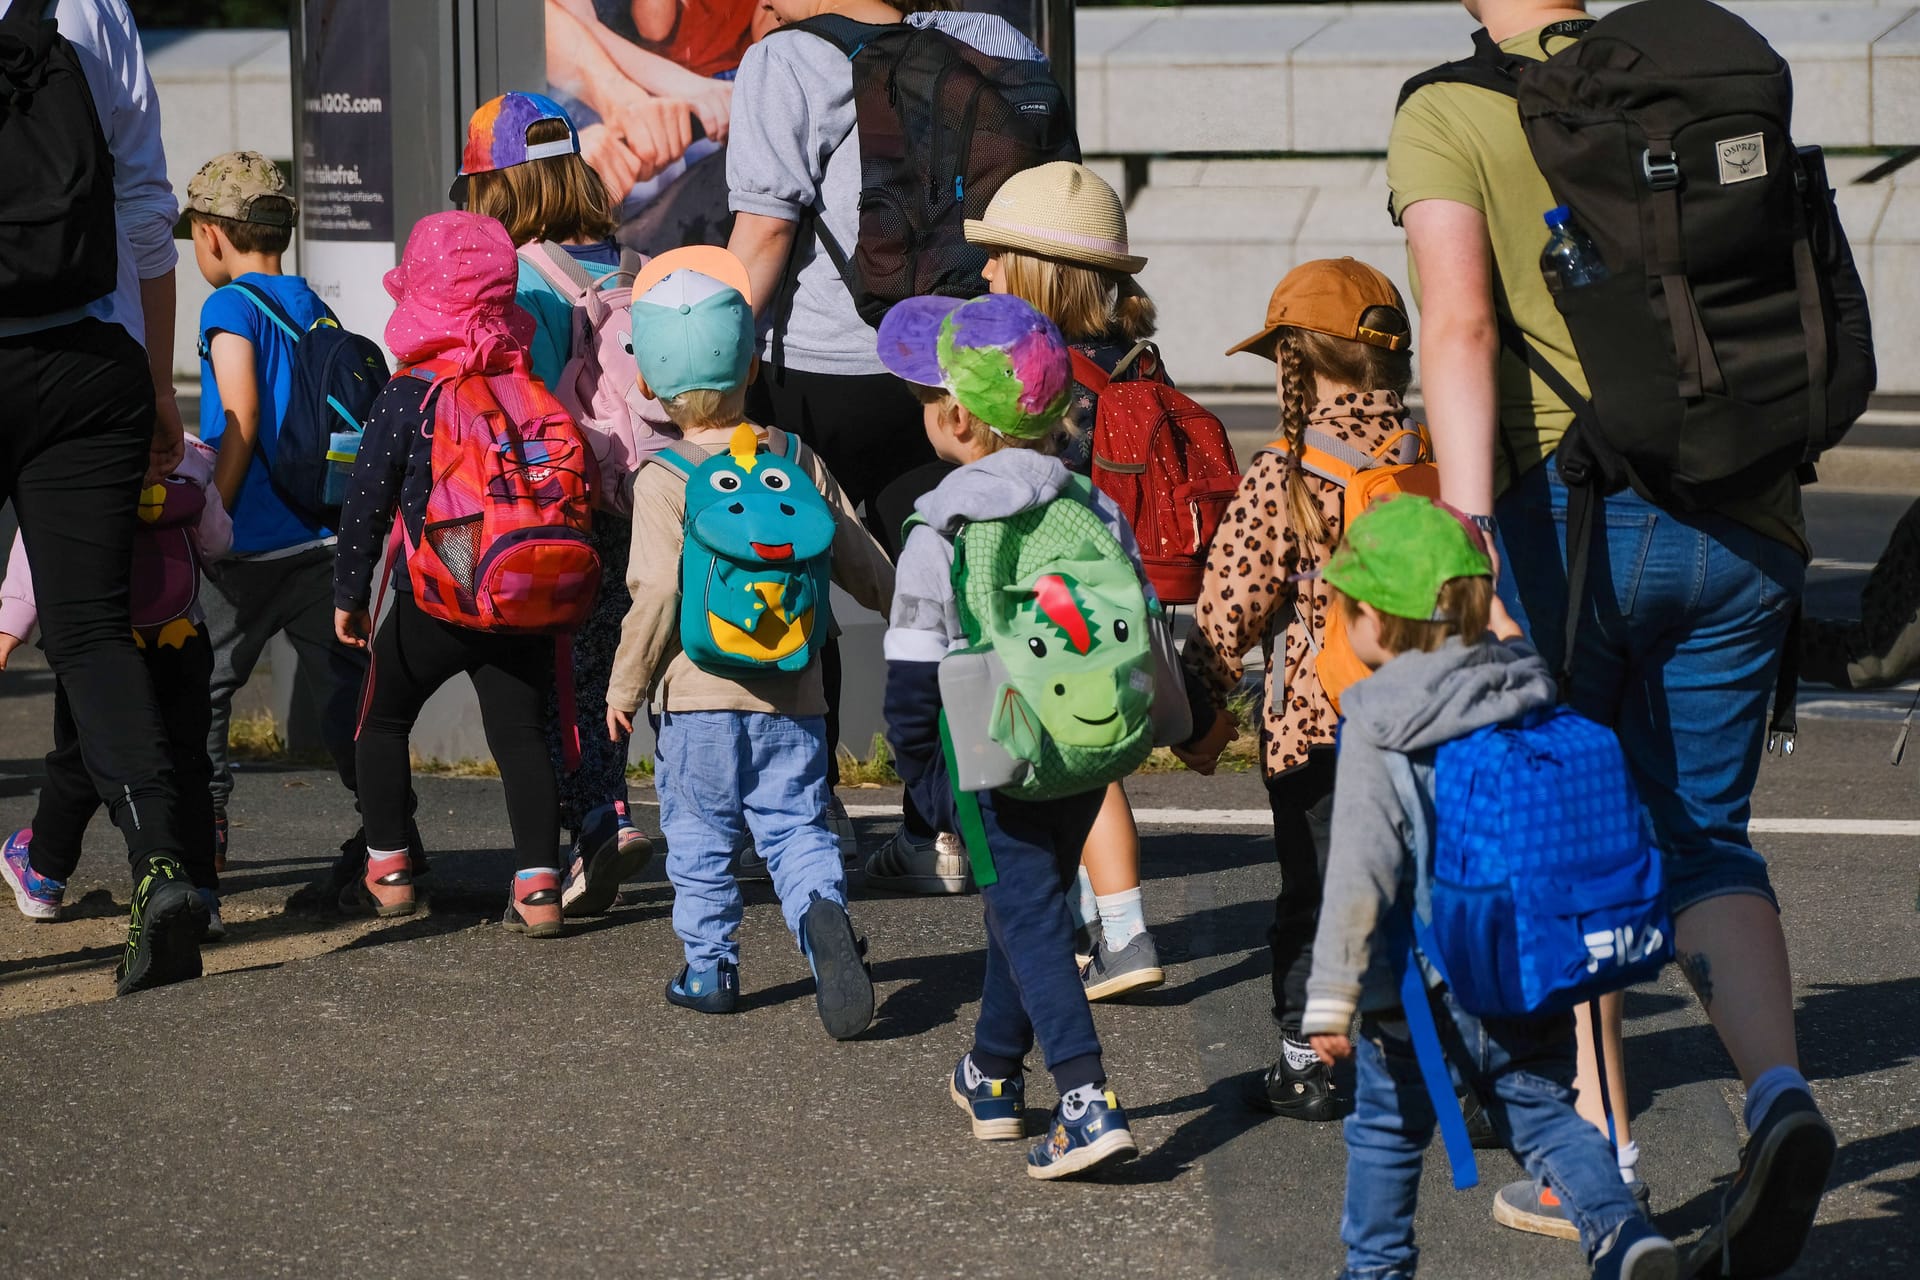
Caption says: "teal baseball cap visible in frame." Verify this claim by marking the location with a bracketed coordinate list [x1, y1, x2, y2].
[628, 245, 756, 401]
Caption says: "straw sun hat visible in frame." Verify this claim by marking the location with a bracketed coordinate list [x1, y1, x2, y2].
[965, 161, 1147, 275]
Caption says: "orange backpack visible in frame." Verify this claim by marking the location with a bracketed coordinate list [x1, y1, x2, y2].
[1263, 423, 1438, 713]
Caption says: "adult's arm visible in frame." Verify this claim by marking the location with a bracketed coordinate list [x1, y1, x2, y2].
[728, 213, 798, 325]
[140, 273, 185, 484]
[725, 39, 820, 322]
[1402, 199, 1502, 518]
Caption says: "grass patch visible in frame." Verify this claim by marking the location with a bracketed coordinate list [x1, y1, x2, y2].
[839, 734, 901, 786]
[227, 710, 285, 762]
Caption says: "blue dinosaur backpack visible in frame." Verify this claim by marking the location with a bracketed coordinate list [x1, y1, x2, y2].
[647, 424, 836, 678]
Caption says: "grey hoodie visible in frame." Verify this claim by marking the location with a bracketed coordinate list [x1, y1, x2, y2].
[1300, 637, 1558, 1037]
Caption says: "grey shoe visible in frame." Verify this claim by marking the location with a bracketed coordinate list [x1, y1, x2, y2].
[863, 827, 970, 895]
[1081, 930, 1166, 1002]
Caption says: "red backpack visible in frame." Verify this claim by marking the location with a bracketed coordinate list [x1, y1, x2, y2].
[403, 361, 602, 633]
[1073, 342, 1241, 605]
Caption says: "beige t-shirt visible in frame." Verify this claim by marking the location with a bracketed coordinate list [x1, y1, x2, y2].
[1388, 25, 1805, 554]
[606, 424, 895, 717]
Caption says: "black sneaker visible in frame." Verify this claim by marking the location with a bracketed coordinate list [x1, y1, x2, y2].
[1683, 1090, 1835, 1278]
[114, 857, 208, 996]
[1460, 1087, 1503, 1150]
[799, 895, 873, 1040]
[1247, 1048, 1341, 1121]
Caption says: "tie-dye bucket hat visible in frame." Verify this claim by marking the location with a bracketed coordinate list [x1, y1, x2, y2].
[875, 294, 1072, 440]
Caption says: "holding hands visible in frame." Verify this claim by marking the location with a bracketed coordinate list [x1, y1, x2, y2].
[1170, 706, 1240, 776]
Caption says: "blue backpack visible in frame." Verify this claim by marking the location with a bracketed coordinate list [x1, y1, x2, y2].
[223, 281, 389, 525]
[647, 424, 836, 678]
[1398, 706, 1672, 1189]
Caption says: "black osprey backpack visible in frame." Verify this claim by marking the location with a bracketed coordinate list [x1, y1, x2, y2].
[1397, 0, 1875, 511]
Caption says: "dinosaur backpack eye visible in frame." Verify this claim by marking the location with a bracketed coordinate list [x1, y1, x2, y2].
[710, 472, 742, 493]
[1112, 619, 1130, 642]
[761, 470, 789, 491]
[1027, 637, 1047, 658]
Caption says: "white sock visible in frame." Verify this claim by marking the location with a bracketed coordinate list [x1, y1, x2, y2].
[1069, 866, 1098, 932]
[1282, 1036, 1320, 1072]
[1095, 886, 1146, 949]
[1060, 1082, 1105, 1118]
[1617, 1139, 1641, 1184]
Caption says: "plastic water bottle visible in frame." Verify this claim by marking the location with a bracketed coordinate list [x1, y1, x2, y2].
[1540, 206, 1609, 295]
[321, 430, 360, 508]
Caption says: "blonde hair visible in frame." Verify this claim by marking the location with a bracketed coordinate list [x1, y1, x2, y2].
[996, 249, 1156, 344]
[659, 386, 750, 432]
[1275, 306, 1416, 547]
[1335, 576, 1493, 656]
[914, 386, 1061, 457]
[464, 118, 617, 246]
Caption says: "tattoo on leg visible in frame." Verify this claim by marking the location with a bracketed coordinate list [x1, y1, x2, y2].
[1680, 950, 1715, 1010]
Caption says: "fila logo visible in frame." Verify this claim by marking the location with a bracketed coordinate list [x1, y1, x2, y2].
[1584, 924, 1664, 973]
[1717, 133, 1768, 185]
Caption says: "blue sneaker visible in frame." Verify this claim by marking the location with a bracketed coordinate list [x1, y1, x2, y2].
[949, 1054, 1025, 1141]
[1592, 1214, 1678, 1280]
[799, 894, 873, 1040]
[665, 960, 739, 1014]
[1027, 1088, 1138, 1181]
[0, 829, 62, 922]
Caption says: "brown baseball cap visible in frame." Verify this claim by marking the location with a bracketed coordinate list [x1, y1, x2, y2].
[1225, 257, 1410, 360]
[185, 150, 296, 227]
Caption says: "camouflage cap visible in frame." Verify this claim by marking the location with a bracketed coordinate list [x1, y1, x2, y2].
[185, 151, 296, 227]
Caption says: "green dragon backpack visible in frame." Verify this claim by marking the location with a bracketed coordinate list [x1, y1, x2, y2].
[934, 475, 1160, 805]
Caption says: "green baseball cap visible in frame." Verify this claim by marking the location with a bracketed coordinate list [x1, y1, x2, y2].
[1322, 495, 1492, 621]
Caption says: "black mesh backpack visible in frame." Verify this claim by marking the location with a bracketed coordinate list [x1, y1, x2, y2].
[778, 15, 1079, 328]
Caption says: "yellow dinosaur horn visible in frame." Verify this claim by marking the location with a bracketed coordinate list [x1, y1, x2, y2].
[729, 422, 759, 473]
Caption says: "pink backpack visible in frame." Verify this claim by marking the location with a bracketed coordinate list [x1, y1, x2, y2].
[130, 476, 207, 630]
[402, 360, 602, 634]
[517, 242, 678, 517]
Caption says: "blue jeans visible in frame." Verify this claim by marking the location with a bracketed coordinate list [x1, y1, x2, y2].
[1495, 459, 1805, 912]
[1340, 992, 1640, 1277]
[655, 711, 846, 969]
[972, 787, 1107, 1094]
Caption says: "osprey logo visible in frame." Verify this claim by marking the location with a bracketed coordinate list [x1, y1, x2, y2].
[1717, 133, 1767, 185]
[1584, 924, 1664, 974]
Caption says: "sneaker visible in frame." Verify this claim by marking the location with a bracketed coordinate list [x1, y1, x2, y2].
[800, 894, 873, 1040]
[114, 857, 207, 996]
[1027, 1089, 1138, 1180]
[1072, 922, 1098, 971]
[1682, 1090, 1835, 1278]
[197, 888, 226, 943]
[863, 827, 969, 895]
[327, 828, 431, 914]
[1, 829, 62, 921]
[1247, 1047, 1341, 1122]
[351, 849, 417, 918]
[1460, 1087, 1503, 1150]
[1592, 1215, 1678, 1280]
[666, 960, 739, 1014]
[1081, 930, 1166, 1002]
[949, 1054, 1026, 1141]
[502, 869, 563, 938]
[1494, 1178, 1654, 1242]
[212, 808, 229, 874]
[561, 803, 654, 917]
[824, 793, 860, 864]
[734, 843, 771, 883]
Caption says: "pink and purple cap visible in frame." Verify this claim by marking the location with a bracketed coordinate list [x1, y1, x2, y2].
[450, 92, 581, 202]
[875, 294, 1072, 440]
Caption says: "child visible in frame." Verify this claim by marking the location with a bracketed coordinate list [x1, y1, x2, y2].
[959, 159, 1168, 1000]
[456, 91, 656, 916]
[1179, 258, 1418, 1121]
[603, 246, 893, 1038]
[185, 151, 386, 880]
[1299, 496, 1674, 1279]
[878, 292, 1143, 1179]
[331, 212, 574, 936]
[0, 437, 229, 985]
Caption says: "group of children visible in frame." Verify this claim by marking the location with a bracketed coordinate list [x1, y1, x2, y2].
[0, 92, 1697, 1278]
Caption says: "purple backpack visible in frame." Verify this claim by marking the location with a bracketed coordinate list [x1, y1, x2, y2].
[130, 477, 207, 630]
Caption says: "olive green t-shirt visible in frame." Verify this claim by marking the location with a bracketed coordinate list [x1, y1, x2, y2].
[1387, 25, 1805, 554]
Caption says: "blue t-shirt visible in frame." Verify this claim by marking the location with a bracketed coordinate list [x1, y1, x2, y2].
[198, 273, 334, 554]
[515, 239, 625, 392]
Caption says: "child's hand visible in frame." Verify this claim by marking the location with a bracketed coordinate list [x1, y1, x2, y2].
[607, 706, 633, 742]
[1310, 1033, 1352, 1066]
[1169, 743, 1222, 776]
[1487, 592, 1524, 643]
[334, 608, 371, 649]
[0, 632, 21, 670]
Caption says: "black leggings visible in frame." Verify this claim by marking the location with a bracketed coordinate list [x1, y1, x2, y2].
[357, 591, 558, 871]
[1267, 747, 1337, 1034]
[0, 319, 182, 874]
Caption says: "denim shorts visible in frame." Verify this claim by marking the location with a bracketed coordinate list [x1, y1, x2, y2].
[1494, 458, 1805, 913]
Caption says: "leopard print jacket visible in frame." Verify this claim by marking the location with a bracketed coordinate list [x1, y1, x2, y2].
[1181, 391, 1412, 778]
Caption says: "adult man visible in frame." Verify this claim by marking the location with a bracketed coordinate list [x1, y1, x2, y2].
[0, 0, 205, 990]
[1391, 0, 1837, 1272]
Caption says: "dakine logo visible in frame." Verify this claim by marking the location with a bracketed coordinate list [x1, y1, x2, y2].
[1717, 133, 1767, 185]
[1584, 924, 1664, 974]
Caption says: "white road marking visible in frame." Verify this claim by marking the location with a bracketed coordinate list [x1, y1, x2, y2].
[840, 805, 1917, 835]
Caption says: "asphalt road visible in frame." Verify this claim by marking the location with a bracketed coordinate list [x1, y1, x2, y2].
[0, 492, 1913, 1278]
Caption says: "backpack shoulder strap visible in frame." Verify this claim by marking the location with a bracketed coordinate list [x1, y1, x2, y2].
[226, 280, 306, 345]
[779, 13, 892, 57]
[517, 242, 598, 300]
[1396, 27, 1529, 114]
[1068, 349, 1111, 395]
[646, 439, 709, 483]
[1260, 429, 1370, 488]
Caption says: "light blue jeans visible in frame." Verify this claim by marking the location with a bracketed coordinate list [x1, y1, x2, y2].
[1495, 458, 1805, 912]
[1339, 990, 1640, 1277]
[655, 711, 846, 969]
